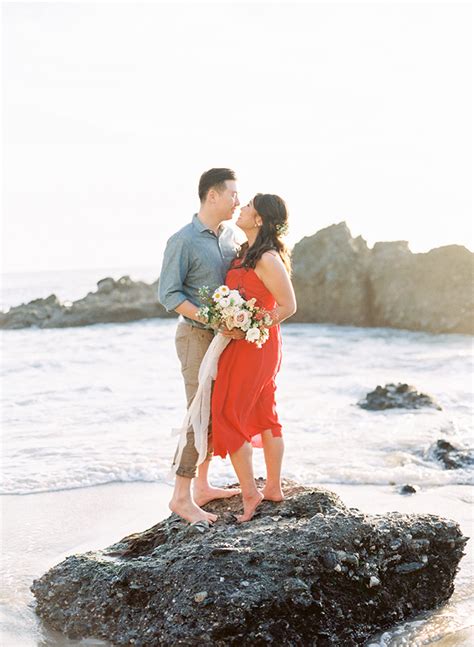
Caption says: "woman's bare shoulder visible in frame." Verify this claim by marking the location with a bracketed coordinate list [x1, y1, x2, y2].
[255, 251, 285, 278]
[259, 250, 282, 265]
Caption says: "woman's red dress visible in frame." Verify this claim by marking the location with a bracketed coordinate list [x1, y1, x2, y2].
[211, 258, 283, 458]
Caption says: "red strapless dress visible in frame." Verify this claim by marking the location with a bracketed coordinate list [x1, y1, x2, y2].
[211, 258, 283, 458]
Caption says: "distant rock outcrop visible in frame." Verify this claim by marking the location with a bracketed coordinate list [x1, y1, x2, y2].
[368, 242, 473, 334]
[0, 276, 174, 329]
[2, 222, 473, 333]
[291, 223, 474, 334]
[31, 480, 467, 647]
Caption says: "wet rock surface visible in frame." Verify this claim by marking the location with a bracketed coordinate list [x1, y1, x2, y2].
[0, 276, 174, 329]
[358, 383, 442, 410]
[428, 439, 474, 470]
[31, 480, 467, 646]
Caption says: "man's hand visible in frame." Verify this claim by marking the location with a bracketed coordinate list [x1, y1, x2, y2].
[218, 327, 246, 340]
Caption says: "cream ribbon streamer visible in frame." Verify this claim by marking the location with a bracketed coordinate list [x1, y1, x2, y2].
[170, 333, 231, 476]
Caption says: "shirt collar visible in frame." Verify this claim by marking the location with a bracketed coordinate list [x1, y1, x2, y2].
[192, 213, 225, 236]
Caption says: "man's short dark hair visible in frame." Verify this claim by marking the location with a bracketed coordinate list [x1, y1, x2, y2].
[198, 168, 237, 202]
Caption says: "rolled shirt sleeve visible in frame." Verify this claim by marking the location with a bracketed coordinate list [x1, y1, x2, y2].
[158, 235, 191, 312]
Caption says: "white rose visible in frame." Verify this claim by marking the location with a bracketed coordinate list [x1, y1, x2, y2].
[245, 327, 261, 343]
[219, 296, 230, 307]
[229, 290, 244, 305]
[233, 309, 251, 329]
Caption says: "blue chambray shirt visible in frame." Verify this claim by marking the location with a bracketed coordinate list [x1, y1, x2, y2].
[158, 214, 240, 329]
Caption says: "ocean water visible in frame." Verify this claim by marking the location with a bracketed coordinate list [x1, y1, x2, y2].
[1, 269, 473, 496]
[1, 268, 473, 646]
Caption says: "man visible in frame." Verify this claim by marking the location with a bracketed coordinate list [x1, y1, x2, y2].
[158, 168, 244, 523]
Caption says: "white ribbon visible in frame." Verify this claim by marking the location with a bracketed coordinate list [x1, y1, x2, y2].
[170, 332, 232, 476]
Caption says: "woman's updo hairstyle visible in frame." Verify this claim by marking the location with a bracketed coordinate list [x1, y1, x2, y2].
[239, 193, 292, 275]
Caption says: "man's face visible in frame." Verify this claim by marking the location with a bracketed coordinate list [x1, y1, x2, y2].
[214, 180, 240, 221]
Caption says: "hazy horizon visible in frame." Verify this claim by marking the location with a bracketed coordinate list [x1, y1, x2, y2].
[2, 1, 472, 274]
[1, 216, 472, 277]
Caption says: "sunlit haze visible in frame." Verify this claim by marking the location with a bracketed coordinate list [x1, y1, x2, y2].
[2, 1, 472, 274]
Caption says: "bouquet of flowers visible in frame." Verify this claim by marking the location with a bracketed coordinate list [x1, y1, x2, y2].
[197, 284, 273, 348]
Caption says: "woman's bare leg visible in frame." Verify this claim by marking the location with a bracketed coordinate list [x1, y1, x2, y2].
[229, 441, 263, 522]
[261, 429, 285, 501]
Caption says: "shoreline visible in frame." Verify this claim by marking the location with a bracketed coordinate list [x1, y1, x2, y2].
[1, 480, 472, 646]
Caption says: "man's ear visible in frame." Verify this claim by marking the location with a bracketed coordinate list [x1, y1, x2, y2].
[207, 188, 217, 204]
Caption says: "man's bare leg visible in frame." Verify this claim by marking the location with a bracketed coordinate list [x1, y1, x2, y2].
[193, 457, 241, 506]
[169, 475, 218, 524]
[261, 429, 285, 501]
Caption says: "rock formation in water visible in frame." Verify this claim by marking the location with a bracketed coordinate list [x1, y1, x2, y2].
[291, 222, 473, 335]
[367, 240, 473, 334]
[0, 276, 174, 329]
[31, 480, 467, 647]
[428, 439, 474, 470]
[358, 383, 442, 410]
[2, 222, 473, 333]
[291, 222, 372, 327]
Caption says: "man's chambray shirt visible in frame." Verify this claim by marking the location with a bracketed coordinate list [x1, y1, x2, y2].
[158, 214, 239, 329]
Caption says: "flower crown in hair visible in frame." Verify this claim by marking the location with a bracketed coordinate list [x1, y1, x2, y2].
[275, 222, 289, 237]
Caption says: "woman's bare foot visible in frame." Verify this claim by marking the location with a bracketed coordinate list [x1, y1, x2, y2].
[237, 490, 264, 523]
[193, 485, 241, 507]
[169, 497, 218, 524]
[262, 485, 284, 502]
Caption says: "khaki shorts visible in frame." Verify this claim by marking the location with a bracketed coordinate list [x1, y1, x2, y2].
[172, 321, 214, 478]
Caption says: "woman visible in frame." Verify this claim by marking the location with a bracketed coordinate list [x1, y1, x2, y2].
[211, 193, 297, 522]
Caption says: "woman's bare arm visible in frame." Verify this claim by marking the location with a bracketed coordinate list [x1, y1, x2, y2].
[254, 252, 297, 326]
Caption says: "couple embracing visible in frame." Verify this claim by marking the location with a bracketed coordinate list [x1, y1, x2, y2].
[158, 168, 297, 524]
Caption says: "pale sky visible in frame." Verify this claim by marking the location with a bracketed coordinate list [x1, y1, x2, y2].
[2, 0, 472, 273]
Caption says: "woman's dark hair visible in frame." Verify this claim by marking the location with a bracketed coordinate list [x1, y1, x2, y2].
[198, 168, 237, 202]
[238, 193, 292, 275]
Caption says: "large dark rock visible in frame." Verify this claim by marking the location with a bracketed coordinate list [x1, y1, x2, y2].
[358, 383, 442, 410]
[0, 276, 175, 329]
[368, 243, 473, 334]
[31, 480, 467, 646]
[291, 223, 473, 334]
[291, 222, 372, 326]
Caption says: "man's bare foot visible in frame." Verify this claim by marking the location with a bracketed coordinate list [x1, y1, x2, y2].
[204, 511, 218, 522]
[262, 486, 284, 502]
[237, 490, 264, 523]
[193, 485, 241, 506]
[169, 497, 218, 524]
